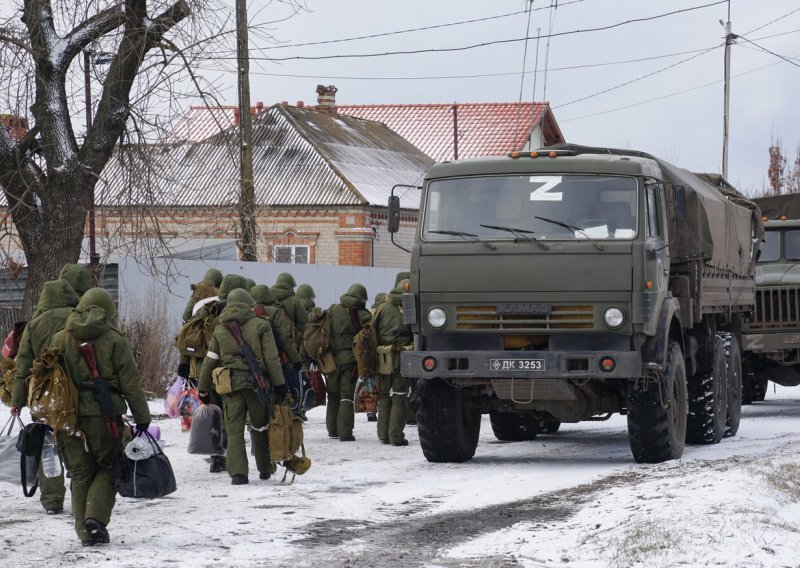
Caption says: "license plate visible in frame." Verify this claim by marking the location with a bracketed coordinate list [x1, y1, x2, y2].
[782, 334, 800, 345]
[489, 358, 545, 371]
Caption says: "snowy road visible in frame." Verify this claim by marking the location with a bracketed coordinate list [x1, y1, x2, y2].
[2, 386, 800, 567]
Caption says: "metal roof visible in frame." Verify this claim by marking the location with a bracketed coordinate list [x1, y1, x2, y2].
[337, 102, 566, 162]
[97, 104, 432, 209]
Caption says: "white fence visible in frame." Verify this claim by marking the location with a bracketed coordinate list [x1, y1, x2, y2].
[117, 256, 405, 331]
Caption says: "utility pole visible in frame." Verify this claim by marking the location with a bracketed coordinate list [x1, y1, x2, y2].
[236, 0, 258, 261]
[722, 2, 735, 180]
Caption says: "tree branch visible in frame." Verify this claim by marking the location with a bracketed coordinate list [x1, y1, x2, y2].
[59, 6, 126, 71]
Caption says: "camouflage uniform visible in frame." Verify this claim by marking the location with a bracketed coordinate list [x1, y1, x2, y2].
[53, 288, 151, 545]
[181, 268, 223, 322]
[58, 264, 93, 298]
[372, 280, 413, 445]
[271, 273, 308, 350]
[370, 292, 386, 311]
[198, 289, 286, 484]
[326, 285, 371, 440]
[250, 285, 301, 367]
[11, 279, 79, 513]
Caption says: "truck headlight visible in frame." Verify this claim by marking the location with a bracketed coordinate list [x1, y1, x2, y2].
[427, 307, 447, 328]
[603, 307, 625, 328]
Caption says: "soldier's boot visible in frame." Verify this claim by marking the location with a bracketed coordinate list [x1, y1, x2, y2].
[85, 518, 110, 546]
[231, 474, 249, 485]
[209, 455, 227, 473]
[367, 412, 378, 422]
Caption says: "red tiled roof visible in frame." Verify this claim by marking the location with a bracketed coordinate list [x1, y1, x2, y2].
[167, 102, 565, 161]
[338, 102, 565, 161]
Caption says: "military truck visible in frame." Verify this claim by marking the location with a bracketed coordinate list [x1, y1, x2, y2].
[387, 144, 762, 464]
[741, 194, 800, 402]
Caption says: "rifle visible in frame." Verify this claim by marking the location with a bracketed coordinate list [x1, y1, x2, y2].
[224, 321, 270, 406]
[78, 342, 120, 441]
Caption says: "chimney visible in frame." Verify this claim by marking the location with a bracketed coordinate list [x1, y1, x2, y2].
[0, 114, 29, 141]
[297, 101, 304, 108]
[316, 85, 338, 114]
[233, 107, 240, 126]
[255, 101, 264, 113]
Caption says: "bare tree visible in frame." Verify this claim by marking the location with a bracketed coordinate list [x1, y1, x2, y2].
[764, 137, 800, 197]
[0, 0, 305, 315]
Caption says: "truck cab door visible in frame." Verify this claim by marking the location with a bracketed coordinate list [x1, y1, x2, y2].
[645, 182, 669, 325]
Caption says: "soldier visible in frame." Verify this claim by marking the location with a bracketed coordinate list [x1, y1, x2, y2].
[244, 277, 256, 291]
[181, 268, 223, 322]
[10, 279, 79, 514]
[372, 279, 413, 446]
[58, 263, 93, 297]
[51, 288, 151, 546]
[370, 292, 386, 311]
[250, 285, 302, 369]
[198, 289, 287, 485]
[296, 284, 316, 311]
[179, 273, 247, 471]
[271, 272, 308, 349]
[326, 284, 371, 441]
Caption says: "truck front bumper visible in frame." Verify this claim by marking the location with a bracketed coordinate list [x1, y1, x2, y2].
[400, 349, 642, 380]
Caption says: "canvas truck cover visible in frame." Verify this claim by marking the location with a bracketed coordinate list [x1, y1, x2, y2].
[752, 194, 800, 221]
[551, 144, 763, 276]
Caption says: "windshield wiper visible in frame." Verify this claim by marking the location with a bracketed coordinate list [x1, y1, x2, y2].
[534, 216, 604, 251]
[429, 230, 497, 250]
[479, 224, 549, 250]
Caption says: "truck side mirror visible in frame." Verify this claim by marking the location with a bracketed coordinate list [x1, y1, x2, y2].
[388, 195, 401, 233]
[674, 185, 686, 223]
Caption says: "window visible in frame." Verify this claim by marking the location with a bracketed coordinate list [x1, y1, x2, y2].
[645, 184, 663, 238]
[274, 245, 309, 264]
[785, 230, 800, 261]
[759, 230, 780, 262]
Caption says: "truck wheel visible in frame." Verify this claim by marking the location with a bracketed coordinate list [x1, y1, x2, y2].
[720, 332, 742, 437]
[417, 380, 481, 463]
[627, 341, 687, 463]
[686, 333, 728, 444]
[539, 420, 561, 434]
[489, 412, 539, 441]
[753, 376, 768, 401]
[742, 360, 768, 404]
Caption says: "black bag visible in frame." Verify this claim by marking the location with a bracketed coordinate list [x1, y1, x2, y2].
[115, 431, 177, 499]
[15, 422, 46, 497]
[187, 404, 224, 455]
[286, 368, 314, 412]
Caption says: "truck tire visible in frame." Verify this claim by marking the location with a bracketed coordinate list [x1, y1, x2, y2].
[489, 412, 539, 441]
[417, 380, 481, 463]
[720, 332, 742, 437]
[539, 420, 561, 434]
[742, 359, 768, 404]
[627, 341, 687, 463]
[686, 333, 728, 444]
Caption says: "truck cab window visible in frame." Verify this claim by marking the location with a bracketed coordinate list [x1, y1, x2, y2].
[785, 230, 800, 260]
[758, 230, 781, 262]
[645, 185, 663, 238]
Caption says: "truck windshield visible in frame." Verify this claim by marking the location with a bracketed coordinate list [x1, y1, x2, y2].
[423, 174, 638, 241]
[786, 230, 800, 260]
[759, 230, 780, 262]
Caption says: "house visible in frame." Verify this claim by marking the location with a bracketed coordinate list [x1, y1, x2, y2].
[95, 101, 431, 267]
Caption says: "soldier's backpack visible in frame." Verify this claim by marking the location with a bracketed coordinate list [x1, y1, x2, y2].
[26, 346, 79, 436]
[0, 358, 15, 407]
[353, 322, 379, 377]
[174, 302, 219, 358]
[269, 399, 311, 484]
[301, 307, 336, 373]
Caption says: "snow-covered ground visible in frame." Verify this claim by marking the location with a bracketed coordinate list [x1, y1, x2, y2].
[2, 385, 800, 567]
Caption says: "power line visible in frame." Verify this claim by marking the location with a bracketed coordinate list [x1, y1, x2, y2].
[222, 1, 728, 62]
[736, 36, 800, 69]
[552, 45, 721, 109]
[260, 1, 588, 51]
[740, 6, 800, 37]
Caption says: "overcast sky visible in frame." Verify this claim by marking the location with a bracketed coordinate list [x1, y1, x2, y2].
[208, 0, 800, 195]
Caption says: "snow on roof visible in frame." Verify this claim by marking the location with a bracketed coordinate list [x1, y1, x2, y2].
[98, 104, 432, 209]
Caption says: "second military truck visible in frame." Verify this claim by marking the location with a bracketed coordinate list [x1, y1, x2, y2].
[389, 144, 762, 464]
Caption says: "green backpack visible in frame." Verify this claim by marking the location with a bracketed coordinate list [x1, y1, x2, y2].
[301, 307, 335, 373]
[175, 303, 219, 358]
[27, 347, 79, 436]
[353, 322, 379, 377]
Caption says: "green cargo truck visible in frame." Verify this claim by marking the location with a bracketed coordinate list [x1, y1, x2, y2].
[388, 144, 762, 464]
[741, 195, 800, 402]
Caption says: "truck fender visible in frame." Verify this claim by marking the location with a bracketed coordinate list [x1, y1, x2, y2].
[642, 297, 683, 370]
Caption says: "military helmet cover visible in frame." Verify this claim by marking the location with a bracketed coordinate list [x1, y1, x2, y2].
[276, 272, 297, 287]
[78, 287, 117, 318]
[227, 288, 255, 307]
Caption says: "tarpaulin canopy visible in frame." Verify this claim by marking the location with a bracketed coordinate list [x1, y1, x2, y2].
[752, 194, 800, 221]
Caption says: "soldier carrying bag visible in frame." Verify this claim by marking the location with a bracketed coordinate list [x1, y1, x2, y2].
[302, 308, 336, 373]
[174, 303, 220, 358]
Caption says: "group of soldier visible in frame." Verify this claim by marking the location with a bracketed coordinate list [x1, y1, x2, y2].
[1, 263, 413, 547]
[178, 268, 415, 475]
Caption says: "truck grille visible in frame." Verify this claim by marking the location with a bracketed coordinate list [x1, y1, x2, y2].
[750, 287, 800, 330]
[456, 306, 594, 330]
